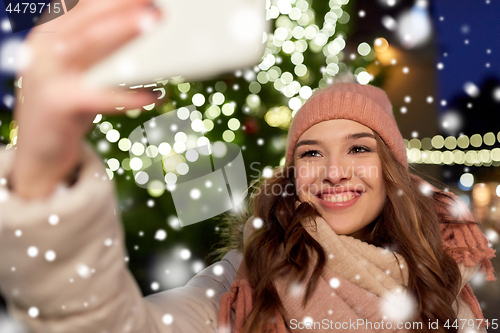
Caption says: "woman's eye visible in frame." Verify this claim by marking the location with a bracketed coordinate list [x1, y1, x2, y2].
[350, 145, 370, 154]
[300, 150, 321, 158]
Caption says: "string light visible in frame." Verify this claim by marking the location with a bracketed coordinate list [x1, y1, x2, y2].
[404, 132, 500, 152]
[407, 147, 500, 166]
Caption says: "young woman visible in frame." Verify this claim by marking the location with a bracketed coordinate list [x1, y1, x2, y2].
[0, 0, 495, 332]
[217, 83, 496, 333]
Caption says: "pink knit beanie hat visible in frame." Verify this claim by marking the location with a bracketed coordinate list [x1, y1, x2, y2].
[285, 82, 408, 168]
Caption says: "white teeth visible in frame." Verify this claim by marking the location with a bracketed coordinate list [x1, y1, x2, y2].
[322, 193, 356, 202]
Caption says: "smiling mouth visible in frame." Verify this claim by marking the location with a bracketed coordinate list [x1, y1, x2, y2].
[320, 193, 357, 202]
[313, 191, 364, 209]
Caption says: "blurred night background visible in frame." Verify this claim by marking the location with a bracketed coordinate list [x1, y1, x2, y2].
[0, 0, 499, 330]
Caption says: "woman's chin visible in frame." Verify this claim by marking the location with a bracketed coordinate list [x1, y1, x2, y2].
[322, 222, 357, 236]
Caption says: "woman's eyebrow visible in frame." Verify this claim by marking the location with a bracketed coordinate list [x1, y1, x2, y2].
[295, 132, 374, 151]
[344, 132, 375, 140]
[295, 139, 321, 149]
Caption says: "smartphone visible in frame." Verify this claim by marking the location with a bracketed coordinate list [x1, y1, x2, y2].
[82, 0, 269, 88]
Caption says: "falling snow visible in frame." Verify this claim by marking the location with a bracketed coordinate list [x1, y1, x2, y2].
[289, 282, 306, 298]
[27, 247, 38, 258]
[192, 261, 205, 273]
[0, 1, 497, 331]
[464, 82, 480, 97]
[155, 230, 167, 241]
[329, 278, 340, 289]
[76, 264, 91, 279]
[252, 217, 264, 229]
[45, 251, 56, 262]
[485, 229, 499, 244]
[27, 307, 39, 318]
[381, 290, 416, 322]
[162, 314, 173, 325]
[206, 288, 215, 298]
[179, 249, 191, 260]
[303, 316, 314, 328]
[48, 214, 59, 226]
[419, 183, 433, 196]
[493, 87, 500, 101]
[0, 190, 9, 202]
[212, 265, 224, 276]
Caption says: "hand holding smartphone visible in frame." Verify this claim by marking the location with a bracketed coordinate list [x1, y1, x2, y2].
[83, 0, 269, 88]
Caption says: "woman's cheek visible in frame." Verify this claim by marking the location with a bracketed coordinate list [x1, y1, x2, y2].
[355, 160, 381, 181]
[295, 179, 309, 201]
[294, 171, 313, 201]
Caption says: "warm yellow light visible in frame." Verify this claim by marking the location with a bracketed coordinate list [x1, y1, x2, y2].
[473, 183, 491, 207]
[430, 151, 442, 164]
[443, 151, 454, 165]
[431, 135, 444, 149]
[470, 134, 482, 147]
[409, 138, 421, 149]
[444, 136, 457, 150]
[479, 149, 491, 163]
[223, 130, 235, 142]
[374, 38, 389, 53]
[457, 135, 469, 149]
[422, 150, 432, 164]
[492, 148, 500, 162]
[484, 132, 495, 146]
[375, 45, 399, 66]
[408, 148, 421, 163]
[465, 151, 477, 164]
[453, 150, 465, 164]
[421, 137, 432, 150]
[264, 106, 292, 129]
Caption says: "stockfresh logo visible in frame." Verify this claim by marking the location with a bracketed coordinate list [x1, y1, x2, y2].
[128, 106, 248, 227]
[3, 0, 79, 32]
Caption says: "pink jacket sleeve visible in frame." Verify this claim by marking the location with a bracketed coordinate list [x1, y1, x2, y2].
[0, 142, 242, 333]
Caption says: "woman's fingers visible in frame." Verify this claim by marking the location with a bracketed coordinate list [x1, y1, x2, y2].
[74, 87, 158, 115]
[18, 74, 157, 118]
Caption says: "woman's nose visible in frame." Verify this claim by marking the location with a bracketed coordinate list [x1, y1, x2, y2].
[319, 155, 353, 184]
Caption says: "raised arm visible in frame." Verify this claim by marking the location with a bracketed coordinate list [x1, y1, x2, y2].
[0, 0, 241, 331]
[10, 0, 158, 200]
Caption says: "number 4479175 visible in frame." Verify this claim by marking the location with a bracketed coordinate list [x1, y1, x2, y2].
[6, 2, 62, 14]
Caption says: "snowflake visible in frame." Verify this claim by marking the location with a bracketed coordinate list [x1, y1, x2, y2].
[162, 314, 173, 325]
[381, 290, 416, 322]
[329, 278, 340, 289]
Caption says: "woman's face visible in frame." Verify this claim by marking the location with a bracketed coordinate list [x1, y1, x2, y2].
[293, 119, 386, 237]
